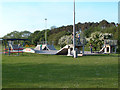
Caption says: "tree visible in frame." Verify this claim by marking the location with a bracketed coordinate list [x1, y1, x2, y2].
[3, 31, 21, 39]
[89, 32, 104, 51]
[2, 20, 118, 47]
[50, 26, 57, 30]
[58, 35, 72, 48]
[20, 31, 31, 38]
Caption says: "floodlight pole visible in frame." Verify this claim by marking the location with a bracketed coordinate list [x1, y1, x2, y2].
[73, 0, 77, 58]
[45, 18, 47, 44]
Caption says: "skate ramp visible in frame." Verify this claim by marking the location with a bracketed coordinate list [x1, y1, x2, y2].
[56, 45, 73, 55]
[34, 45, 42, 51]
[42, 44, 56, 50]
[99, 46, 105, 53]
[47, 45, 56, 50]
[23, 48, 35, 53]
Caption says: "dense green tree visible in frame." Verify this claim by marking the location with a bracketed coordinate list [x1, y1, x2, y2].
[2, 20, 118, 49]
[58, 35, 73, 48]
[50, 26, 57, 30]
[20, 31, 31, 38]
[89, 32, 104, 51]
[3, 31, 21, 39]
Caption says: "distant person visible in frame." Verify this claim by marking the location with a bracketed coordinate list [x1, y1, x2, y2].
[78, 34, 80, 44]
[90, 43, 93, 53]
[18, 44, 21, 47]
[40, 44, 42, 50]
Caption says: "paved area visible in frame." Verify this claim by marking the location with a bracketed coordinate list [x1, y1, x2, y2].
[35, 50, 58, 55]
[36, 50, 101, 56]
[84, 51, 100, 55]
[84, 51, 93, 54]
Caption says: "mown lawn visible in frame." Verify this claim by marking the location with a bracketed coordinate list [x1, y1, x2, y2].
[2, 53, 118, 88]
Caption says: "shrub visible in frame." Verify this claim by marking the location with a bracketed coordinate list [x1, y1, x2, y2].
[25, 44, 29, 47]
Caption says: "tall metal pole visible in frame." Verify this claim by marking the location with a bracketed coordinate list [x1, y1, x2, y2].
[45, 18, 47, 44]
[73, 0, 77, 58]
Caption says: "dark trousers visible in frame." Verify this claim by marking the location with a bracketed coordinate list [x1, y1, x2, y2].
[91, 48, 92, 53]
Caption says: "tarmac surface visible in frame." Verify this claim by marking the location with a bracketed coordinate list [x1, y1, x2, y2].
[35, 50, 58, 55]
[36, 50, 101, 56]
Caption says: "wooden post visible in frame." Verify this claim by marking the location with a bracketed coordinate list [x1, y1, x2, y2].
[115, 46, 117, 53]
[18, 40, 19, 56]
[7, 41, 10, 56]
[4, 40, 7, 55]
[82, 46, 84, 54]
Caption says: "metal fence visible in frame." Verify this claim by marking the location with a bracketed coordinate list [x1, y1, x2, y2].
[104, 39, 117, 46]
[37, 41, 54, 45]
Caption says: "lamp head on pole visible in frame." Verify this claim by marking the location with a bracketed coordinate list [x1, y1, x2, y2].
[45, 18, 47, 20]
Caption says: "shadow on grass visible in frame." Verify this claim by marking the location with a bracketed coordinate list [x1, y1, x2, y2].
[2, 52, 118, 58]
[83, 54, 118, 57]
[2, 62, 118, 87]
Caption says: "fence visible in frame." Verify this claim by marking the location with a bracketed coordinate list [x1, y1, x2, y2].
[37, 41, 54, 45]
[104, 39, 117, 46]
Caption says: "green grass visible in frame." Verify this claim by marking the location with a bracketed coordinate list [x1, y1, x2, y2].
[2, 53, 118, 88]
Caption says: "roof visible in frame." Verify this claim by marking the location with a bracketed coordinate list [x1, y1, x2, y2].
[2, 39, 29, 41]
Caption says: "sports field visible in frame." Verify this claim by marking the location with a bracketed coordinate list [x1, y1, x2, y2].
[2, 53, 118, 88]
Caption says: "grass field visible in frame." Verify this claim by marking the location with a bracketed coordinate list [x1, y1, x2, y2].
[2, 53, 118, 88]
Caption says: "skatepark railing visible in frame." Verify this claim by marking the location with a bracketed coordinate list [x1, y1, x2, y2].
[75, 38, 86, 46]
[104, 39, 117, 46]
[37, 41, 54, 45]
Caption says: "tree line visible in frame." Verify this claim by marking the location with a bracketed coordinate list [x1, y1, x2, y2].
[3, 20, 119, 48]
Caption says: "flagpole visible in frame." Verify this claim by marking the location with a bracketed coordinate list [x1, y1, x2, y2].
[73, 0, 77, 58]
[45, 18, 47, 44]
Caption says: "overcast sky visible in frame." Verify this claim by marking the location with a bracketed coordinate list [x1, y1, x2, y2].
[0, 1, 119, 37]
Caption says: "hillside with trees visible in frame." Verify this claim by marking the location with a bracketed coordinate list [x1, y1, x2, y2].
[2, 20, 119, 50]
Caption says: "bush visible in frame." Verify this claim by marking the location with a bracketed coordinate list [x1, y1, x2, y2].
[30, 45, 35, 47]
[25, 44, 29, 47]
[48, 31, 67, 45]
[58, 35, 72, 48]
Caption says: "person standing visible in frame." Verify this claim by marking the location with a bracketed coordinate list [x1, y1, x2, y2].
[40, 44, 42, 50]
[90, 43, 93, 53]
[78, 34, 81, 45]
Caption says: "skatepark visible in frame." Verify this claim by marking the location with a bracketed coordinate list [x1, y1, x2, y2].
[2, 37, 118, 57]
[0, 1, 119, 89]
[23, 39, 118, 56]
